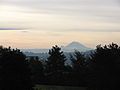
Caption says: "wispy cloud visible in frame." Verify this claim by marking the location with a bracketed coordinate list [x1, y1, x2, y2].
[68, 29, 120, 32]
[0, 0, 120, 48]
[0, 28, 26, 30]
[1, 0, 120, 28]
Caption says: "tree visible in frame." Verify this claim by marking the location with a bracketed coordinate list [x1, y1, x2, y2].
[71, 50, 86, 72]
[28, 56, 45, 84]
[89, 43, 120, 89]
[0, 46, 33, 90]
[70, 50, 87, 86]
[45, 45, 66, 85]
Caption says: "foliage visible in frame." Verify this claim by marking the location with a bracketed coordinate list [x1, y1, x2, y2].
[45, 45, 66, 84]
[28, 56, 44, 84]
[70, 50, 88, 86]
[89, 43, 120, 89]
[0, 46, 33, 90]
[1, 43, 120, 89]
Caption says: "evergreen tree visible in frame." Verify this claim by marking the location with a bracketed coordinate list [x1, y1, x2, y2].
[70, 50, 87, 86]
[0, 46, 33, 90]
[45, 45, 66, 85]
[28, 56, 44, 85]
[71, 50, 86, 72]
[89, 43, 120, 89]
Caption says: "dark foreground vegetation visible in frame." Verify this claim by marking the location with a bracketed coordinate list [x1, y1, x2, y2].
[0, 43, 120, 90]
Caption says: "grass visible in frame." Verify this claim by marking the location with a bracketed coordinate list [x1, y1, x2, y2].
[34, 85, 87, 90]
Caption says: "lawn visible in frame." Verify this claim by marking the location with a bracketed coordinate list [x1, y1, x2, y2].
[34, 85, 87, 90]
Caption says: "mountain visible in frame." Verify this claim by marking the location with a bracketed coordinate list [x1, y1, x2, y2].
[22, 42, 93, 64]
[21, 41, 92, 53]
[21, 49, 49, 53]
[66, 42, 86, 48]
[62, 41, 92, 52]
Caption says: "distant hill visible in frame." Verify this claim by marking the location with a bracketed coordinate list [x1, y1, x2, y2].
[21, 41, 92, 53]
[62, 41, 92, 52]
[21, 41, 93, 64]
[21, 49, 49, 53]
[23, 50, 94, 64]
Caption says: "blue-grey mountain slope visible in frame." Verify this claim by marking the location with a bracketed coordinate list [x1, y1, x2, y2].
[21, 41, 92, 53]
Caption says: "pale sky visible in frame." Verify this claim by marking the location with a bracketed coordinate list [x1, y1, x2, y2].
[0, 0, 120, 49]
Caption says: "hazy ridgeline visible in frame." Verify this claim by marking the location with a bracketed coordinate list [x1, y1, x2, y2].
[0, 43, 120, 90]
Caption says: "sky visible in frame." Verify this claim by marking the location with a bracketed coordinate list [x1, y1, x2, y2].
[0, 0, 120, 49]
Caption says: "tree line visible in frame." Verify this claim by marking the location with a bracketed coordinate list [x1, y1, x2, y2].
[0, 43, 120, 90]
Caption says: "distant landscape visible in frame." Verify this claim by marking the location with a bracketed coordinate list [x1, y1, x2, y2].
[0, 43, 120, 90]
[22, 42, 93, 64]
[21, 41, 92, 53]
[1, 0, 120, 90]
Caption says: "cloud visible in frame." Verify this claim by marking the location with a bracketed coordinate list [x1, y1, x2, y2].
[2, 0, 120, 23]
[1, 0, 120, 33]
[2, 0, 120, 13]
[80, 29, 120, 33]
[68, 29, 120, 32]
[0, 28, 25, 30]
[20, 31, 30, 33]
